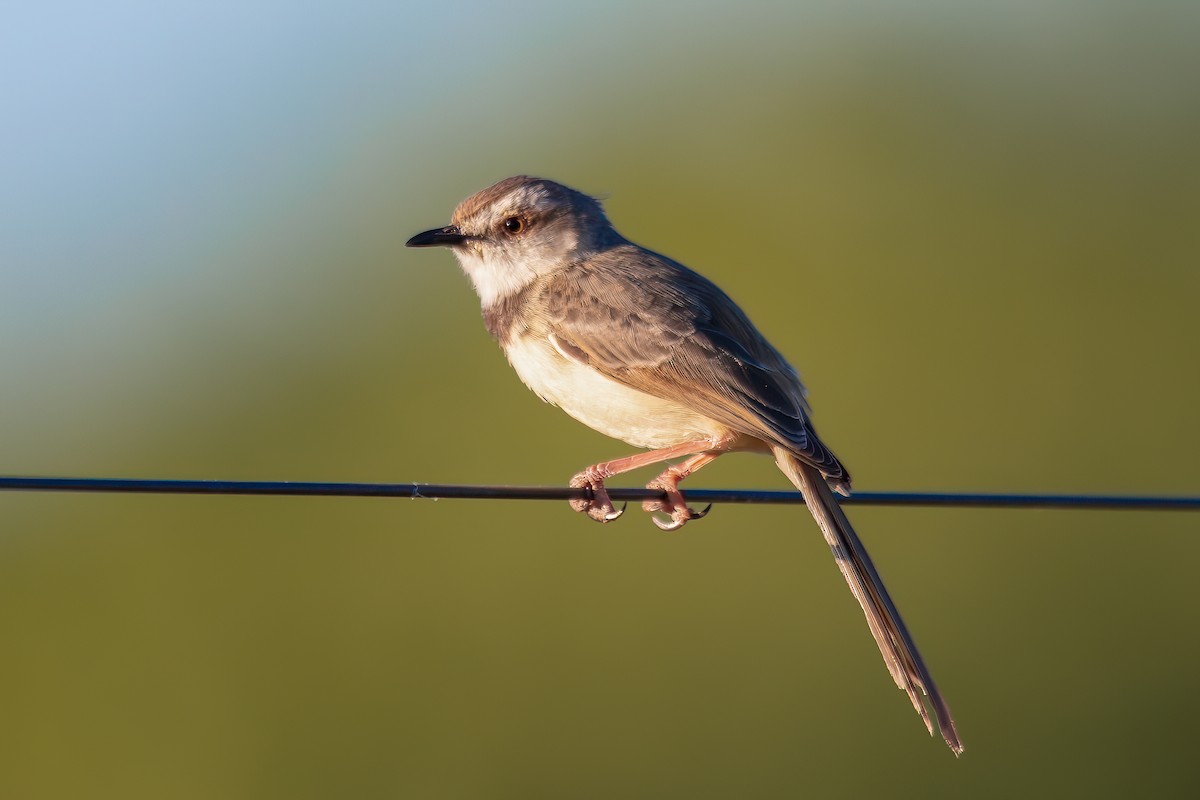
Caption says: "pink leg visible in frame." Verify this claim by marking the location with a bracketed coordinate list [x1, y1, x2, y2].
[644, 451, 722, 530]
[569, 439, 727, 527]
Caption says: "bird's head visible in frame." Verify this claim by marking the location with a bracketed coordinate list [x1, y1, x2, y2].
[406, 175, 621, 305]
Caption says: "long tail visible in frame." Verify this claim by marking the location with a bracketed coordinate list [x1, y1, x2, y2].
[774, 447, 963, 756]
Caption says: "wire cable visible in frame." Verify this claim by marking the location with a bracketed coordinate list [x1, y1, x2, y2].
[1, 476, 1197, 511]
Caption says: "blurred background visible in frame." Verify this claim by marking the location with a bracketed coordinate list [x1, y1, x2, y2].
[2, 1, 1198, 797]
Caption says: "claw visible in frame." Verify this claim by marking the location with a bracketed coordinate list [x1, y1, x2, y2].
[651, 501, 712, 531]
[583, 499, 624, 524]
[569, 475, 625, 523]
[652, 513, 687, 531]
[603, 502, 627, 522]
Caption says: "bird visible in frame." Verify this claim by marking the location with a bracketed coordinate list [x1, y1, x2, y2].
[406, 175, 963, 755]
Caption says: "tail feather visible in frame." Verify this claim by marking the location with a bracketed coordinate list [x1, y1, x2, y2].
[774, 447, 963, 756]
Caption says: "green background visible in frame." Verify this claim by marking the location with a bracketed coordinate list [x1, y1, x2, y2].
[3, 2, 1199, 797]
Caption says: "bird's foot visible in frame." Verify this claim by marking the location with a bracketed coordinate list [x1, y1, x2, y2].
[644, 476, 712, 531]
[569, 472, 626, 523]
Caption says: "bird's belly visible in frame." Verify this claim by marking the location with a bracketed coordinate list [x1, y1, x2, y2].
[504, 336, 728, 449]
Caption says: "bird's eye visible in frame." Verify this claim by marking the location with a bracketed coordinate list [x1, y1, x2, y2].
[502, 217, 524, 235]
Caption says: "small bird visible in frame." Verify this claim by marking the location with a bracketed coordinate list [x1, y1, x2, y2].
[407, 175, 963, 755]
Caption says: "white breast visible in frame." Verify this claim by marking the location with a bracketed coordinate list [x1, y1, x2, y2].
[503, 335, 728, 450]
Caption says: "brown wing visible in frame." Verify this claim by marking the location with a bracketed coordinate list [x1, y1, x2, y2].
[533, 244, 848, 483]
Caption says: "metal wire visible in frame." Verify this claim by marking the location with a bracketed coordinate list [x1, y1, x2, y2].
[1, 476, 1197, 511]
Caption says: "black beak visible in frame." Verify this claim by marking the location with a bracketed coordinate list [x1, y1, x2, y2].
[406, 225, 467, 248]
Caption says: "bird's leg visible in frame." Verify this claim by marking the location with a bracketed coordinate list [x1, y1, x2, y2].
[569, 440, 720, 524]
[568, 467, 625, 523]
[644, 452, 721, 531]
